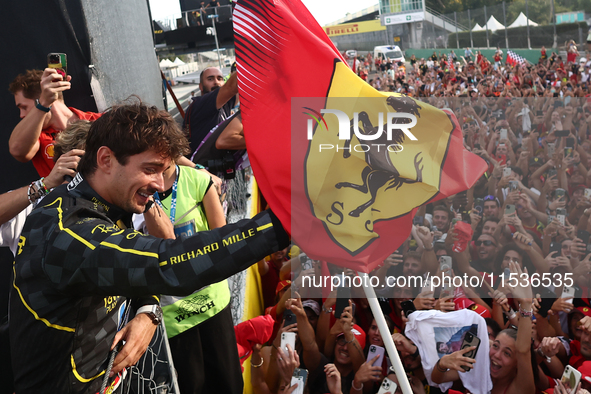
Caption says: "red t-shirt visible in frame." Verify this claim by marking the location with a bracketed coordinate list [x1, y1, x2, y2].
[32, 108, 101, 177]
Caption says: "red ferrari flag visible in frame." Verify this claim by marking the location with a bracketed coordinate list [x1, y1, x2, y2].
[234, 0, 487, 272]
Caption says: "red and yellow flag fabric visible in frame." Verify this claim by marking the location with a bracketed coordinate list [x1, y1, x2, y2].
[234, 0, 487, 272]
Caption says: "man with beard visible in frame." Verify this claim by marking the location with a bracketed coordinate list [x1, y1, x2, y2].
[183, 67, 238, 152]
[471, 233, 499, 273]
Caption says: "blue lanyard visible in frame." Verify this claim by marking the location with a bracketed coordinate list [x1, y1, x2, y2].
[154, 165, 179, 224]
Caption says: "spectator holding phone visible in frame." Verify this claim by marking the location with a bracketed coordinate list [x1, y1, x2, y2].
[8, 68, 100, 177]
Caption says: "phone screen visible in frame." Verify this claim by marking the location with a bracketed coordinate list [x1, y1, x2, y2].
[334, 285, 351, 319]
[549, 241, 562, 256]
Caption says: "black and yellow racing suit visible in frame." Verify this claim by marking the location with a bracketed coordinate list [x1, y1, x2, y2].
[10, 174, 289, 393]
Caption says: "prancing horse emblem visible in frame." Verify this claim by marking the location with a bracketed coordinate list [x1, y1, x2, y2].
[335, 95, 424, 217]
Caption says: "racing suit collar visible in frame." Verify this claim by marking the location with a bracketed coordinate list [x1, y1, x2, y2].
[66, 172, 133, 227]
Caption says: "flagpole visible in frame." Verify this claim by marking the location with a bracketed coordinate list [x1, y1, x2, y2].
[358, 272, 413, 394]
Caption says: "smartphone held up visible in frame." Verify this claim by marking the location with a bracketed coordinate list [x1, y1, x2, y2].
[47, 53, 67, 79]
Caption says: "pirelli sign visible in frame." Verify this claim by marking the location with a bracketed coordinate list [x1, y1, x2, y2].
[325, 20, 386, 37]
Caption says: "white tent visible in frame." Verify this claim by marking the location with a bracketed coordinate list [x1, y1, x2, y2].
[159, 58, 176, 68]
[173, 57, 185, 65]
[471, 17, 504, 32]
[485, 15, 505, 32]
[508, 12, 538, 28]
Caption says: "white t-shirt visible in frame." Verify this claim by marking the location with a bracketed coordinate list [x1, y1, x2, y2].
[405, 309, 492, 393]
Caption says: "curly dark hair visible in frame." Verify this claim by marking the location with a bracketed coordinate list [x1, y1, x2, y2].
[8, 69, 64, 101]
[493, 242, 534, 276]
[78, 98, 189, 176]
[9, 69, 43, 99]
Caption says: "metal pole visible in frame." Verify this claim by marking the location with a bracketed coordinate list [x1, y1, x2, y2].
[209, 15, 223, 70]
[525, 0, 531, 49]
[454, 12, 459, 49]
[432, 13, 436, 48]
[552, 0, 557, 48]
[503, 1, 508, 49]
[468, 9, 473, 48]
[359, 272, 413, 394]
[443, 18, 447, 49]
[484, 5, 490, 49]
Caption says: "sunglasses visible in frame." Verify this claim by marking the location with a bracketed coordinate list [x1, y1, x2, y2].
[484, 195, 496, 201]
[475, 240, 496, 246]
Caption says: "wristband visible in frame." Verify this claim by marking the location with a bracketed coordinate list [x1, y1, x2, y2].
[435, 358, 448, 373]
[504, 308, 517, 320]
[351, 381, 363, 391]
[519, 306, 533, 318]
[27, 178, 49, 205]
[35, 99, 52, 112]
[536, 347, 552, 363]
[322, 304, 333, 314]
[38, 177, 49, 195]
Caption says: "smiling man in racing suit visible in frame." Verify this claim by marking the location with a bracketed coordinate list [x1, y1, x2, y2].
[9, 101, 289, 394]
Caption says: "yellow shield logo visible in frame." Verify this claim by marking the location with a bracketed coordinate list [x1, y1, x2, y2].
[304, 61, 455, 254]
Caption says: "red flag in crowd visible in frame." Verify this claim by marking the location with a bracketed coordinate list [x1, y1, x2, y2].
[234, 0, 487, 272]
[447, 53, 455, 71]
[506, 51, 514, 66]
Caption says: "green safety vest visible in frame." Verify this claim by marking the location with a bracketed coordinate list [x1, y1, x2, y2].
[158, 166, 231, 338]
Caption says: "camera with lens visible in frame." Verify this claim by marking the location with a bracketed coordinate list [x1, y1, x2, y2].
[207, 151, 236, 180]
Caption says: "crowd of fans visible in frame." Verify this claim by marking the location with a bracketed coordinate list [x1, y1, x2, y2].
[355, 45, 591, 100]
[248, 46, 591, 394]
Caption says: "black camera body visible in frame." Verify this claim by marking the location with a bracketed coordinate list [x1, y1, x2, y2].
[207, 151, 236, 180]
